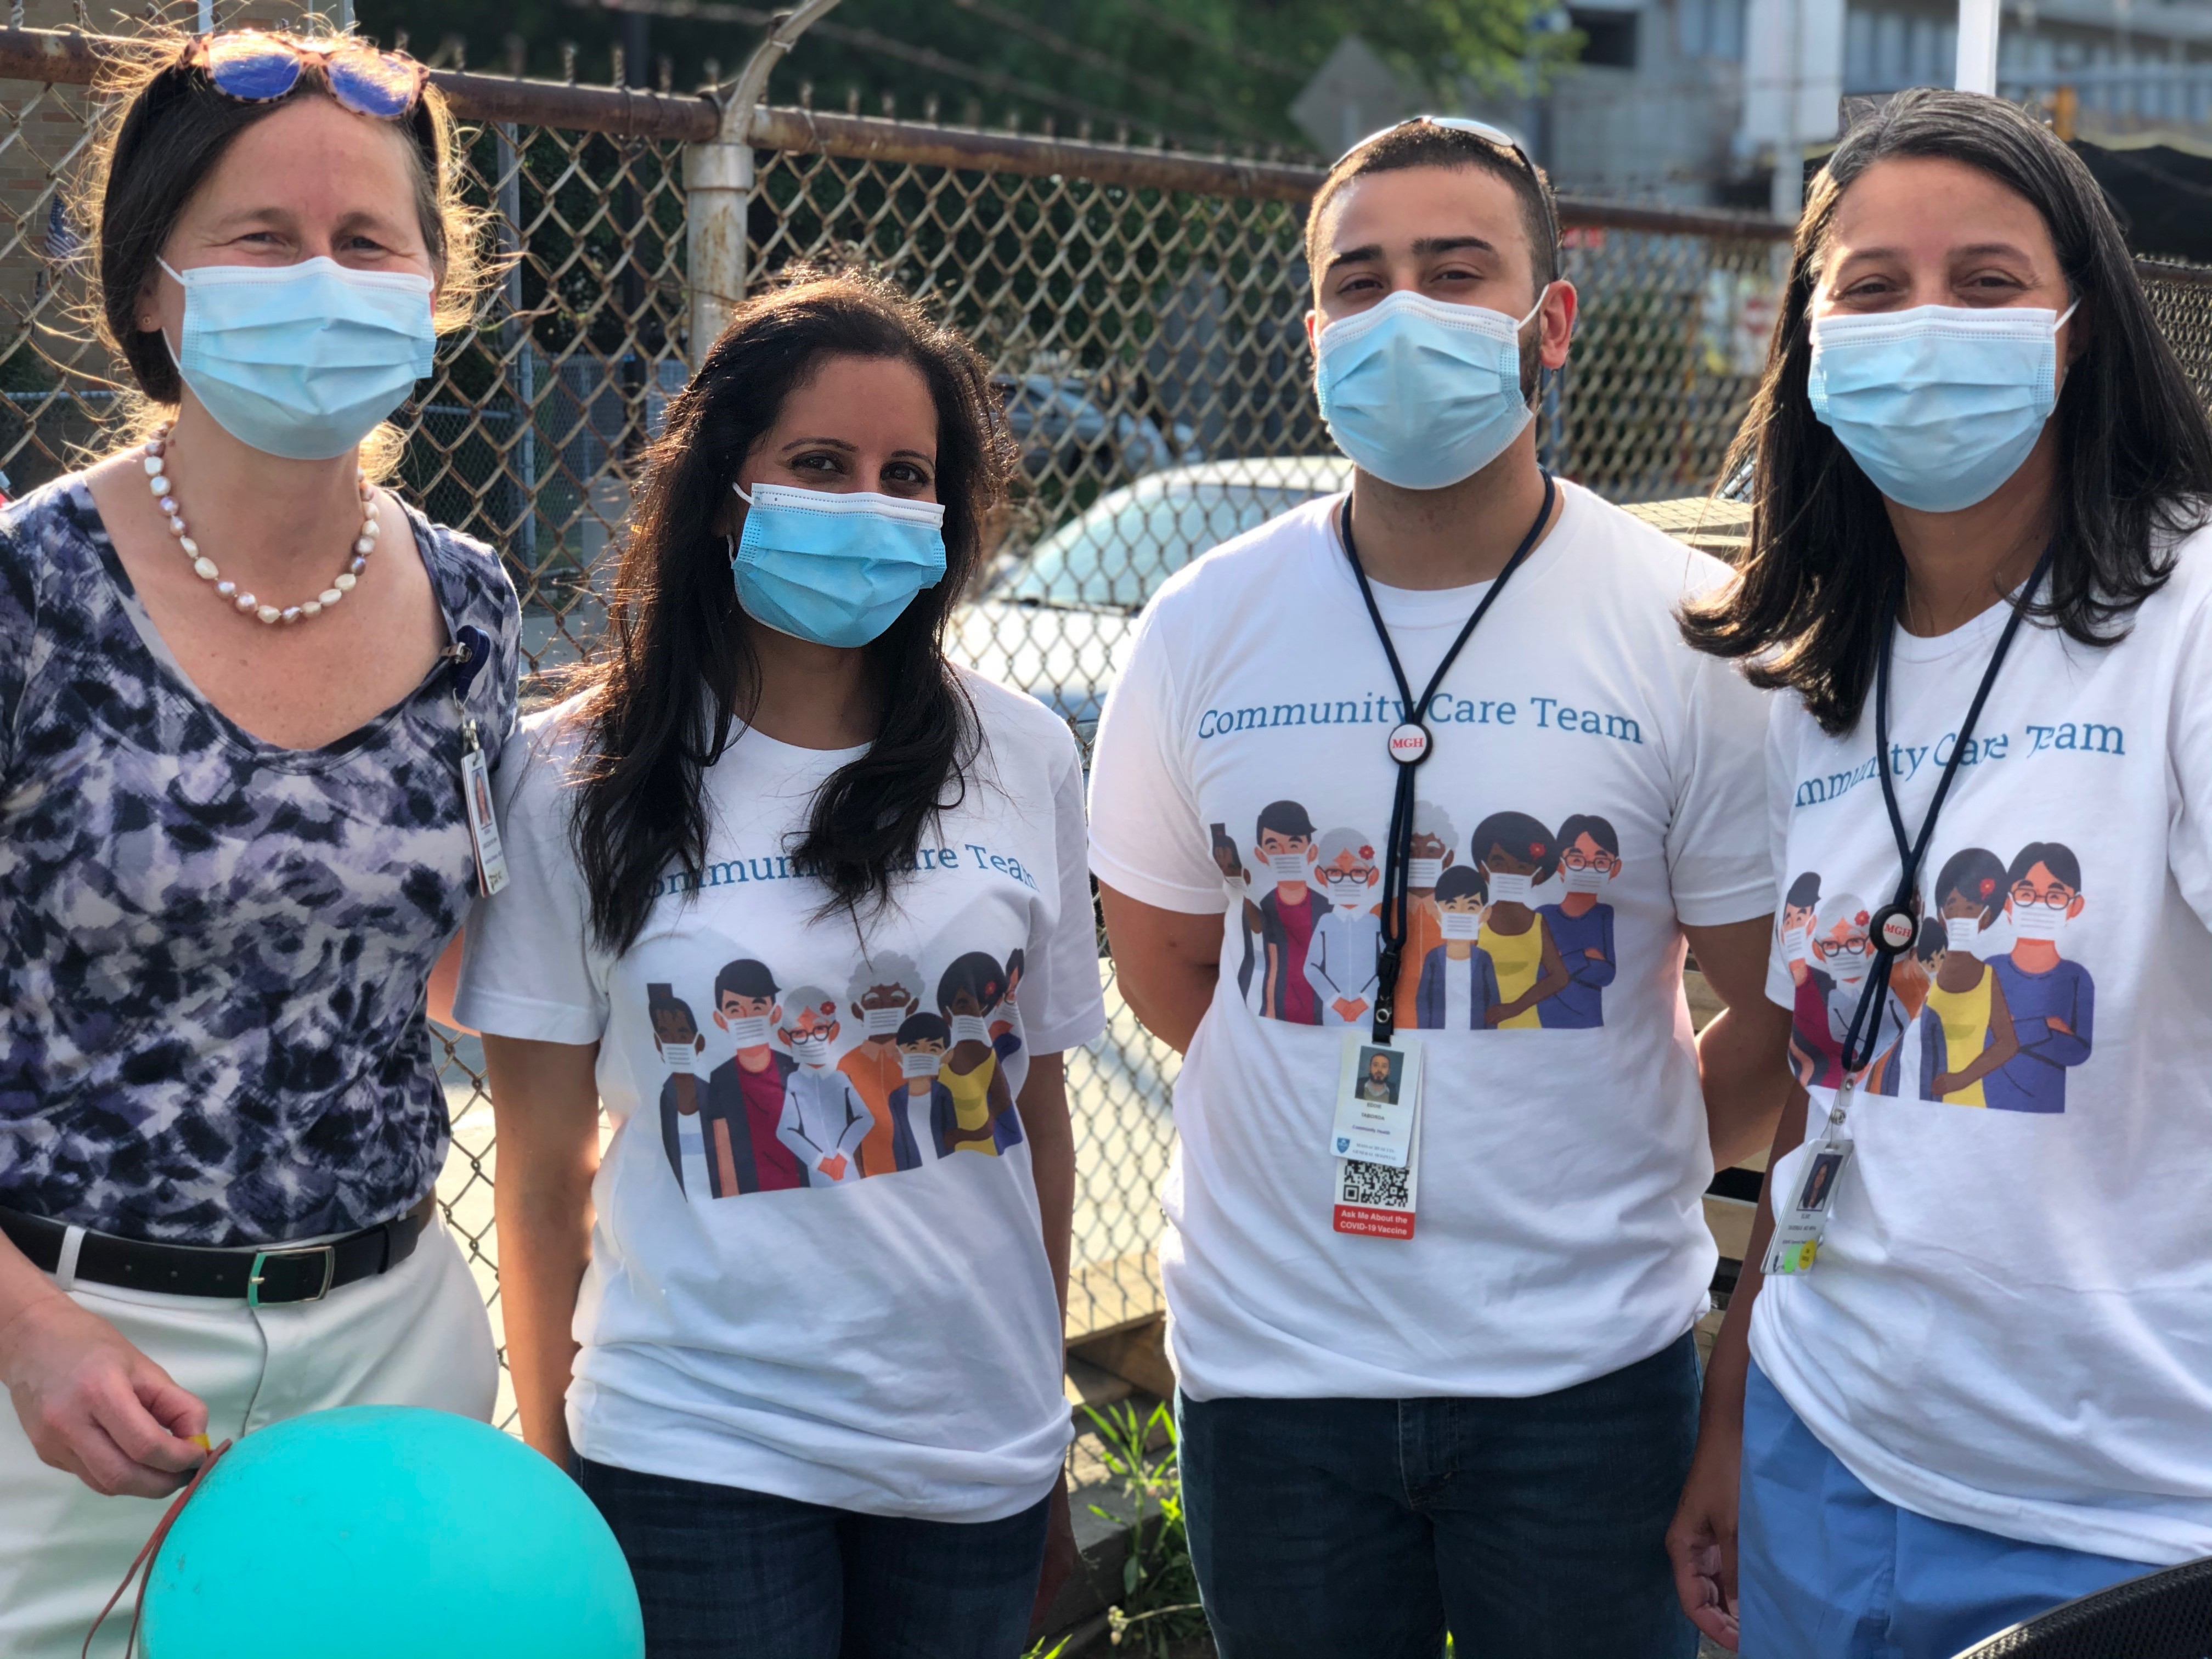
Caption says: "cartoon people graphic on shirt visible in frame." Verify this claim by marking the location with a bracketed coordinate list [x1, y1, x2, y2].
[1388, 800, 1457, 1031]
[1255, 800, 1328, 1024]
[1305, 827, 1384, 1028]
[648, 983, 709, 1194]
[891, 1012, 958, 1169]
[839, 955, 923, 1178]
[774, 985, 874, 1185]
[1914, 847, 2021, 1105]
[1986, 842, 2094, 1114]
[1212, 822, 1266, 1013]
[1537, 812, 1620, 1029]
[1791, 893, 1908, 1088]
[1869, 917, 1945, 1097]
[1415, 865, 1503, 1030]
[938, 951, 1023, 1154]
[703, 957, 803, 1197]
[1779, 871, 1821, 974]
[1471, 811, 1570, 1028]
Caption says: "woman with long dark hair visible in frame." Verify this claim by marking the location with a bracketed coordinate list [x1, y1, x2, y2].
[0, 32, 515, 1657]
[1667, 90, 2212, 1657]
[456, 270, 1103, 1656]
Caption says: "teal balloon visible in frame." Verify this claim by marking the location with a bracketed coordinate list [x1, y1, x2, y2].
[143, 1406, 644, 1659]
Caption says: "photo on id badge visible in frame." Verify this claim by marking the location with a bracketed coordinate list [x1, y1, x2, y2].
[1777, 842, 2093, 1114]
[638, 935, 1031, 1201]
[1216, 799, 1621, 1032]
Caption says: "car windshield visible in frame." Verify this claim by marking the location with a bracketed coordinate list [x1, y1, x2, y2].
[1004, 482, 1321, 612]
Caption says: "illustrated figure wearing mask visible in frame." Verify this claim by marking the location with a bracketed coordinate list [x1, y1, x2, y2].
[1987, 842, 2094, 1113]
[647, 982, 710, 1192]
[775, 984, 873, 1185]
[840, 955, 923, 1178]
[1538, 812, 1622, 1029]
[1087, 116, 1785, 1656]
[1211, 823, 1267, 1012]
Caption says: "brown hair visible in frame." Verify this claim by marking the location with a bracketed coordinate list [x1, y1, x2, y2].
[1679, 89, 2212, 735]
[1304, 120, 1561, 298]
[566, 267, 1018, 952]
[77, 30, 486, 450]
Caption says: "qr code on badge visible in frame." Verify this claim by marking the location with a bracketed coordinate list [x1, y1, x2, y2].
[1340, 1159, 1410, 1208]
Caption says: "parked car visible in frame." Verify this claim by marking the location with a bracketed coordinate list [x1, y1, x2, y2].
[950, 457, 1354, 732]
[992, 373, 1196, 481]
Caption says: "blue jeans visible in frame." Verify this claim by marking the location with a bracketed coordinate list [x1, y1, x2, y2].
[1737, 1364, 2156, 1659]
[574, 1458, 1048, 1659]
[1176, 1333, 1702, 1659]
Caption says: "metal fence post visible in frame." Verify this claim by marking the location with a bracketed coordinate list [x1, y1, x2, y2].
[682, 0, 842, 363]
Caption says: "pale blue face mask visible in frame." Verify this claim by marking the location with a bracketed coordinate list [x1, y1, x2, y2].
[1314, 287, 1547, 491]
[729, 481, 949, 650]
[1807, 301, 2078, 514]
[161, 256, 437, 462]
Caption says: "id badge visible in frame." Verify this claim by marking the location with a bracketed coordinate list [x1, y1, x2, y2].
[460, 741, 510, 898]
[1762, 1126, 1856, 1277]
[1331, 1035, 1421, 1241]
[1328, 1034, 1420, 1167]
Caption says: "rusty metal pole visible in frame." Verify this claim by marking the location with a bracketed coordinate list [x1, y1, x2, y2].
[683, 0, 841, 364]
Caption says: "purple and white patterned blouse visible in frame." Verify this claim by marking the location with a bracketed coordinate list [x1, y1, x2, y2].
[0, 477, 519, 1246]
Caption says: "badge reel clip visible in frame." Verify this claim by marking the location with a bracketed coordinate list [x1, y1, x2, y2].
[446, 624, 509, 898]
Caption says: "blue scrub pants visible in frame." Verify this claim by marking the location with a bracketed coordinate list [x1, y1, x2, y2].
[1738, 1363, 2157, 1659]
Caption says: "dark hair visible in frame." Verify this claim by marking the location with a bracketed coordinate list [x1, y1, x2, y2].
[2007, 840, 2082, 891]
[1935, 846, 2008, 922]
[84, 32, 482, 417]
[897, 1012, 950, 1046]
[1914, 917, 1948, 966]
[1471, 810, 1559, 881]
[1305, 120, 1560, 296]
[714, 958, 778, 1004]
[936, 950, 1008, 1013]
[1556, 812, 1620, 857]
[568, 270, 1015, 952]
[1786, 871, 1824, 910]
[1435, 864, 1487, 904]
[1680, 89, 2212, 735]
[1256, 799, 1317, 842]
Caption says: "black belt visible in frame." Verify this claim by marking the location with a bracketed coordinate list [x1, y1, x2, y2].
[0, 1197, 435, 1306]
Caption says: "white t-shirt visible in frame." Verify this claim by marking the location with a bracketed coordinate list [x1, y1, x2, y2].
[454, 670, 1106, 1521]
[1086, 483, 1774, 1401]
[1752, 527, 2212, 1566]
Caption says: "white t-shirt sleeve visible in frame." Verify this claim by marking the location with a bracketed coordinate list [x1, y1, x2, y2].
[2165, 581, 2212, 932]
[1664, 648, 1778, 927]
[454, 718, 608, 1044]
[1763, 699, 1800, 1012]
[1013, 729, 1110, 1057]
[1086, 605, 1223, 915]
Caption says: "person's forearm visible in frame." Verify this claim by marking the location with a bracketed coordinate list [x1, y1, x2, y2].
[1701, 1085, 1808, 1434]
[0, 1231, 66, 1353]
[1121, 958, 1216, 1054]
[495, 1175, 591, 1467]
[1697, 1004, 1793, 1170]
[1015, 1056, 1076, 1323]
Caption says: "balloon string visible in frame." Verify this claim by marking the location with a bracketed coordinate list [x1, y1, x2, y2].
[82, 1438, 234, 1659]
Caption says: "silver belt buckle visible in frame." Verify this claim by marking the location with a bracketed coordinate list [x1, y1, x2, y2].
[246, 1243, 338, 1307]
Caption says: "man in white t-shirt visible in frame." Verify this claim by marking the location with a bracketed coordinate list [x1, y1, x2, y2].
[1086, 117, 1789, 1658]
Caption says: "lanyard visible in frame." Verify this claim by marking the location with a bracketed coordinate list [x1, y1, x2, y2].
[1832, 542, 2054, 1082]
[1340, 473, 1556, 1045]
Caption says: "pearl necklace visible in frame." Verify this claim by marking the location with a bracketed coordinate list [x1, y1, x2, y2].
[144, 423, 380, 625]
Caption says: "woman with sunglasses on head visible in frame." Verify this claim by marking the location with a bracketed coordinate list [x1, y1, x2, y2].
[454, 269, 1104, 1657]
[1667, 90, 2212, 1658]
[0, 34, 516, 1655]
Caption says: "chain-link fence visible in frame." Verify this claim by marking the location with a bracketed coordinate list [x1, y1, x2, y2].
[3, 27, 2208, 1422]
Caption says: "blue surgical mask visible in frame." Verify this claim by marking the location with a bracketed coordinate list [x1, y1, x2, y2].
[1314, 287, 1547, 490]
[1807, 301, 2078, 513]
[729, 481, 948, 648]
[161, 256, 437, 462]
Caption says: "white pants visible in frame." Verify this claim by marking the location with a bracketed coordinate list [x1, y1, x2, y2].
[0, 1222, 497, 1659]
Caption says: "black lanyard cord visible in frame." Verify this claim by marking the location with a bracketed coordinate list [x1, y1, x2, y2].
[1340, 472, 1557, 1045]
[1834, 540, 2055, 1079]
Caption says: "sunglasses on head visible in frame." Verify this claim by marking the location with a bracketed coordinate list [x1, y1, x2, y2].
[183, 32, 428, 120]
[1344, 115, 1561, 262]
